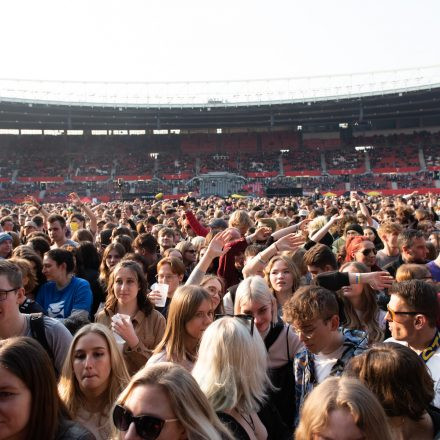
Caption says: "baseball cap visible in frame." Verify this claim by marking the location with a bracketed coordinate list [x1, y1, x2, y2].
[209, 219, 228, 229]
[0, 232, 12, 244]
[24, 221, 38, 229]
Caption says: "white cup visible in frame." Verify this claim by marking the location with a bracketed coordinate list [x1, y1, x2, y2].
[111, 314, 130, 350]
[150, 283, 169, 307]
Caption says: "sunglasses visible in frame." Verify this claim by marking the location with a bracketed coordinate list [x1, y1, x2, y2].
[386, 305, 420, 322]
[113, 404, 178, 440]
[361, 248, 377, 256]
[215, 314, 254, 335]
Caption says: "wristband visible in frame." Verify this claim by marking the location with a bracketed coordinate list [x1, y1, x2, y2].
[355, 274, 362, 284]
[257, 253, 267, 265]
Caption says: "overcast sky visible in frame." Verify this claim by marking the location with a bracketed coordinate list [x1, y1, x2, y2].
[1, 0, 439, 83]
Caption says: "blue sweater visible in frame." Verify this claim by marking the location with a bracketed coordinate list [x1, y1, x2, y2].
[36, 276, 92, 319]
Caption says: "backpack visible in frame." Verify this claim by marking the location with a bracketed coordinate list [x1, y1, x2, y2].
[29, 313, 57, 372]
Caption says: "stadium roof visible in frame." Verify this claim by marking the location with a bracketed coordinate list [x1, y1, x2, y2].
[0, 66, 440, 131]
[1, 65, 440, 107]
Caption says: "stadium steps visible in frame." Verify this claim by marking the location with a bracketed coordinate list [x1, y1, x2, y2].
[320, 152, 327, 173]
[365, 151, 371, 172]
[11, 169, 18, 183]
[419, 147, 427, 170]
[279, 155, 284, 176]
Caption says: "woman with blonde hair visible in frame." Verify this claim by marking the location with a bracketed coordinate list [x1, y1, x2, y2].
[234, 276, 302, 434]
[148, 285, 213, 371]
[58, 323, 130, 439]
[338, 261, 385, 344]
[96, 260, 165, 375]
[296, 376, 392, 440]
[193, 316, 272, 440]
[265, 255, 301, 312]
[112, 362, 233, 440]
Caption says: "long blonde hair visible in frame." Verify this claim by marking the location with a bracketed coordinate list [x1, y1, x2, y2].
[115, 363, 233, 440]
[58, 323, 130, 417]
[193, 316, 272, 414]
[339, 261, 384, 344]
[296, 377, 393, 440]
[153, 285, 212, 363]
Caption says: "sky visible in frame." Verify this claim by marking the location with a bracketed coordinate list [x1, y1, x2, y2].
[1, 0, 439, 83]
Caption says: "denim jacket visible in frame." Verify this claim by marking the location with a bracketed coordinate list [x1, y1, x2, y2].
[294, 328, 368, 416]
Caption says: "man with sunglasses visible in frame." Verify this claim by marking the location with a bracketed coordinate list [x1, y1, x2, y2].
[385, 280, 440, 407]
[283, 285, 368, 418]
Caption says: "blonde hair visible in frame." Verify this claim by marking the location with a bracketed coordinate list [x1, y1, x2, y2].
[234, 276, 277, 325]
[192, 316, 271, 414]
[339, 262, 384, 344]
[307, 215, 328, 235]
[264, 255, 301, 296]
[191, 236, 206, 252]
[228, 210, 253, 231]
[115, 363, 233, 440]
[153, 285, 212, 364]
[296, 377, 392, 440]
[58, 323, 130, 418]
[274, 217, 289, 230]
[395, 263, 432, 282]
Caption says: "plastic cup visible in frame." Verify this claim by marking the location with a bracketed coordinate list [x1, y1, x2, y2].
[150, 283, 169, 307]
[111, 314, 130, 350]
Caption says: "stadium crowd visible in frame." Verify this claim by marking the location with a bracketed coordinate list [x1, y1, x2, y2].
[0, 188, 439, 439]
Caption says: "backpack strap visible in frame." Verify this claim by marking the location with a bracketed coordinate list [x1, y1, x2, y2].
[264, 322, 284, 351]
[29, 313, 54, 362]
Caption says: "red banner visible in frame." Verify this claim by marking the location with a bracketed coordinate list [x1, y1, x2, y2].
[284, 170, 321, 177]
[17, 176, 64, 182]
[162, 173, 191, 180]
[73, 176, 108, 182]
[115, 175, 153, 181]
[328, 167, 365, 175]
[246, 171, 278, 178]
[372, 167, 420, 174]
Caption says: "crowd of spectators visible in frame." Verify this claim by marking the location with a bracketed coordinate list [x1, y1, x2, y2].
[0, 189, 439, 438]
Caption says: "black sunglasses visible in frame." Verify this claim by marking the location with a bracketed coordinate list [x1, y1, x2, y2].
[215, 314, 254, 335]
[113, 404, 178, 440]
[361, 248, 377, 256]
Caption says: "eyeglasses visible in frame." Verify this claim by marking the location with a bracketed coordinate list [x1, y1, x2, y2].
[361, 248, 377, 256]
[292, 316, 332, 340]
[386, 305, 420, 322]
[0, 287, 18, 302]
[215, 314, 254, 335]
[113, 404, 178, 440]
[185, 249, 196, 254]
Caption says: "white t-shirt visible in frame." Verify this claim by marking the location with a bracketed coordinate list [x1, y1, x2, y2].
[385, 337, 440, 408]
[314, 345, 345, 383]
